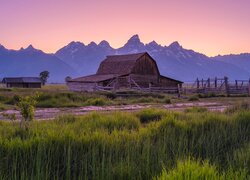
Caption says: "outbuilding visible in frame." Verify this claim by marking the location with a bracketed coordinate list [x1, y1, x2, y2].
[2, 77, 42, 88]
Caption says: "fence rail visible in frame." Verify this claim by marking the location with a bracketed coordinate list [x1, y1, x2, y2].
[94, 77, 250, 96]
[183, 77, 250, 96]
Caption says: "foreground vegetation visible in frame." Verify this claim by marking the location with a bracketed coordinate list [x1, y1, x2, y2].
[0, 107, 249, 179]
[0, 84, 250, 110]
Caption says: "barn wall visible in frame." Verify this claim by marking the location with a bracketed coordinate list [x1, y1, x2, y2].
[67, 82, 96, 92]
[28, 83, 41, 88]
[159, 77, 180, 87]
[131, 54, 159, 75]
[130, 74, 159, 88]
[6, 83, 41, 88]
[116, 76, 130, 88]
[8, 83, 24, 88]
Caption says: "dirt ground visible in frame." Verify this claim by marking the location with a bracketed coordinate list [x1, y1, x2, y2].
[0, 102, 229, 121]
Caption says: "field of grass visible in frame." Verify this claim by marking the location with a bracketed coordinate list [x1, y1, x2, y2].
[0, 84, 250, 110]
[0, 107, 249, 179]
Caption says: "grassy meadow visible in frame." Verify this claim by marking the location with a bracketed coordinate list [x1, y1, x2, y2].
[0, 84, 250, 111]
[0, 107, 249, 179]
[0, 85, 250, 179]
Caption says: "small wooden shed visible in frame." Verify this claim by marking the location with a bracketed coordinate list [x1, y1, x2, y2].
[67, 52, 183, 92]
[2, 77, 42, 88]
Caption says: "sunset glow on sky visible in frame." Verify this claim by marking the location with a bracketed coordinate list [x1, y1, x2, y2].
[0, 0, 250, 56]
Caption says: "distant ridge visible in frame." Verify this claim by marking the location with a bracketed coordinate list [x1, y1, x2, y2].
[55, 35, 250, 81]
[1, 35, 250, 82]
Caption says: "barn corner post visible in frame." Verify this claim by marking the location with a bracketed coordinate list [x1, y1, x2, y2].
[207, 78, 210, 88]
[224, 76, 229, 96]
[177, 83, 181, 98]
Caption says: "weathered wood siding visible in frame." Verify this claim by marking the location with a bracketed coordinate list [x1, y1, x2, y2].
[159, 77, 180, 87]
[132, 54, 159, 75]
[67, 82, 96, 92]
[6, 83, 41, 88]
[130, 74, 158, 87]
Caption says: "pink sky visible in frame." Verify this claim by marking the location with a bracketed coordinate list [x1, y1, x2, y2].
[0, 0, 250, 56]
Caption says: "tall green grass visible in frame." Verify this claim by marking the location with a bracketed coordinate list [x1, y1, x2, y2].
[155, 159, 248, 180]
[0, 109, 249, 179]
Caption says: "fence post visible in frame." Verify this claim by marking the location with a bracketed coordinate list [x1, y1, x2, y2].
[128, 75, 131, 88]
[207, 78, 210, 88]
[235, 80, 238, 90]
[149, 82, 152, 92]
[215, 77, 217, 88]
[196, 78, 199, 89]
[177, 84, 181, 98]
[224, 76, 229, 96]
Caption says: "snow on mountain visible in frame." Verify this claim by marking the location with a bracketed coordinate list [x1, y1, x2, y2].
[55, 35, 250, 81]
[1, 35, 250, 83]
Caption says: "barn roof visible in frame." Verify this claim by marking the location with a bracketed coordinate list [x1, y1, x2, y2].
[69, 74, 118, 83]
[96, 52, 146, 75]
[160, 75, 183, 83]
[2, 77, 42, 83]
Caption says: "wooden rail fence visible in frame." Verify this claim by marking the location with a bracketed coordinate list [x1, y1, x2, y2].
[96, 76, 250, 96]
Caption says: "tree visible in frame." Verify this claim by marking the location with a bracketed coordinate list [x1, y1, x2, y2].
[65, 76, 72, 83]
[17, 93, 39, 128]
[40, 71, 49, 85]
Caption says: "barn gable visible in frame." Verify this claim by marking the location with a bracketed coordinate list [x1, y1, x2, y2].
[96, 52, 145, 75]
[131, 53, 160, 75]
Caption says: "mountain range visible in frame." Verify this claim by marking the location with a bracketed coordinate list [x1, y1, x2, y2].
[1, 34, 250, 82]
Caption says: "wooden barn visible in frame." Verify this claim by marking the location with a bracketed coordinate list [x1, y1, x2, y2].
[67, 52, 183, 92]
[2, 77, 42, 88]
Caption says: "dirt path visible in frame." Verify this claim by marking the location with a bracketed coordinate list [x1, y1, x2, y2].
[0, 102, 229, 121]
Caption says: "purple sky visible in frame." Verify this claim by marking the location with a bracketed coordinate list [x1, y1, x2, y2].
[0, 0, 250, 56]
